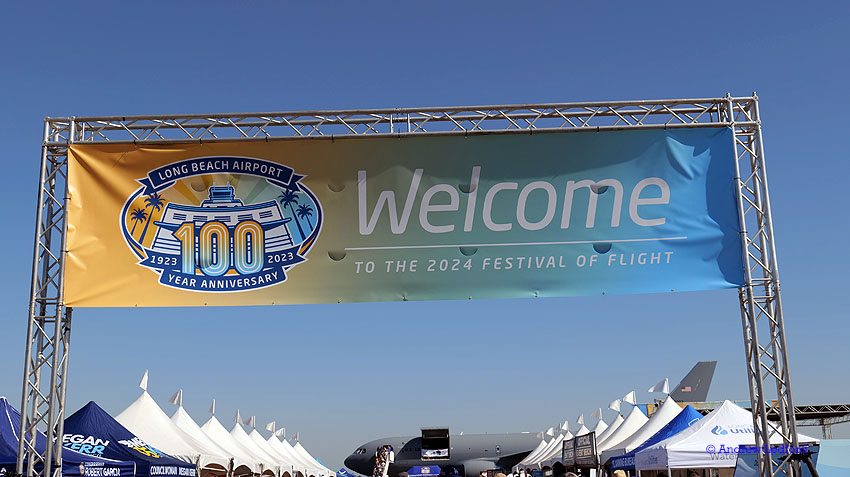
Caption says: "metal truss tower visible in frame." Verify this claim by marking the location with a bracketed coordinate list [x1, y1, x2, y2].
[20, 95, 800, 477]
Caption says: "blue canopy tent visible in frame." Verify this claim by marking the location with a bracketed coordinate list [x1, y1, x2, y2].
[0, 396, 135, 477]
[407, 466, 441, 477]
[610, 405, 703, 471]
[65, 402, 196, 477]
[337, 468, 358, 477]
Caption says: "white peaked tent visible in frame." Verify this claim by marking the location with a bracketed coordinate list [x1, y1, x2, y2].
[539, 431, 575, 467]
[595, 414, 623, 444]
[530, 434, 563, 465]
[635, 400, 819, 470]
[591, 419, 608, 437]
[292, 441, 333, 475]
[619, 397, 681, 453]
[230, 423, 282, 474]
[200, 415, 266, 473]
[281, 439, 320, 473]
[513, 437, 549, 471]
[267, 436, 310, 475]
[535, 433, 567, 465]
[115, 391, 230, 471]
[574, 424, 589, 437]
[599, 396, 683, 464]
[597, 406, 648, 451]
[171, 405, 254, 471]
[249, 429, 298, 473]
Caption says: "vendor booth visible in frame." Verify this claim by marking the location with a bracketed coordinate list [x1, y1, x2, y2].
[65, 402, 196, 477]
[635, 401, 818, 477]
[116, 391, 230, 476]
[601, 398, 687, 468]
[0, 397, 136, 477]
[608, 405, 703, 473]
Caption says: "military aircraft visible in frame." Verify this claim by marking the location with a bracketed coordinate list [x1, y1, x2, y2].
[344, 362, 717, 477]
[344, 428, 540, 477]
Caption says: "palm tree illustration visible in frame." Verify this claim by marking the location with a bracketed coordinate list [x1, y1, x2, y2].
[278, 189, 306, 241]
[296, 204, 314, 231]
[298, 204, 313, 231]
[138, 192, 165, 244]
[129, 207, 148, 235]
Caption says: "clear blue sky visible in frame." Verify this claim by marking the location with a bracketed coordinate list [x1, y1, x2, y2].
[1, 1, 849, 471]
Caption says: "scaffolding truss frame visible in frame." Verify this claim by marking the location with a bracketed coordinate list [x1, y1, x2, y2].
[19, 95, 799, 477]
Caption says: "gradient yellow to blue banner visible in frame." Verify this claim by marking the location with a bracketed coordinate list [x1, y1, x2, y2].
[65, 129, 743, 307]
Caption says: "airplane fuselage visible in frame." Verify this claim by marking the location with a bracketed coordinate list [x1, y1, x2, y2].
[344, 433, 541, 477]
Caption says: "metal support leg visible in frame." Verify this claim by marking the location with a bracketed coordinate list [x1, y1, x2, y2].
[730, 95, 801, 477]
[18, 119, 73, 477]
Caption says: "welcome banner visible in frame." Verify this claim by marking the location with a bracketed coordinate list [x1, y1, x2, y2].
[65, 128, 744, 307]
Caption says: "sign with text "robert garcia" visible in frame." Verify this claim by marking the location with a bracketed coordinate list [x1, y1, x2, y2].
[65, 128, 744, 307]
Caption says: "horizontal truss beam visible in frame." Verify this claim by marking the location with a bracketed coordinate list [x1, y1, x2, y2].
[45, 97, 756, 145]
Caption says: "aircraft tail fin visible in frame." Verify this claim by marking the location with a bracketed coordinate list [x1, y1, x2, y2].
[669, 361, 716, 402]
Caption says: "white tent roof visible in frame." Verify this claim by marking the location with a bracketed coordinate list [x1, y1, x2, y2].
[539, 431, 575, 467]
[635, 400, 819, 470]
[249, 429, 299, 472]
[591, 419, 608, 437]
[597, 406, 648, 451]
[230, 423, 282, 472]
[115, 392, 230, 470]
[292, 441, 333, 475]
[283, 439, 322, 472]
[171, 406, 252, 470]
[515, 437, 549, 468]
[530, 435, 562, 465]
[200, 415, 265, 473]
[599, 397, 684, 464]
[620, 397, 681, 453]
[267, 436, 310, 474]
[574, 425, 589, 437]
[535, 433, 566, 464]
[595, 414, 623, 444]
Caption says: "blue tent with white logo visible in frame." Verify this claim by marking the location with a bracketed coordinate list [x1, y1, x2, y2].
[610, 405, 703, 471]
[65, 402, 196, 477]
[0, 396, 135, 477]
[407, 466, 441, 477]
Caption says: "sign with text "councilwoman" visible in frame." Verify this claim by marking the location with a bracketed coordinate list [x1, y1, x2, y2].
[65, 128, 744, 307]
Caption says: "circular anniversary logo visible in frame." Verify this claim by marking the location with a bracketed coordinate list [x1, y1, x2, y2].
[119, 156, 322, 292]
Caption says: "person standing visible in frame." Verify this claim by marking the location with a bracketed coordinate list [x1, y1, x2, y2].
[381, 446, 395, 477]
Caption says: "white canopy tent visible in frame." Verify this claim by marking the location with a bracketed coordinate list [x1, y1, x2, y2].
[171, 405, 257, 472]
[230, 422, 282, 474]
[530, 434, 564, 466]
[537, 433, 566, 463]
[248, 429, 299, 474]
[591, 419, 608, 438]
[115, 391, 230, 472]
[620, 397, 681, 453]
[201, 415, 267, 473]
[574, 424, 589, 437]
[292, 441, 333, 475]
[282, 439, 321, 473]
[537, 432, 573, 467]
[635, 400, 819, 471]
[512, 437, 549, 472]
[599, 396, 682, 464]
[267, 436, 311, 475]
[597, 406, 648, 451]
[595, 414, 623, 444]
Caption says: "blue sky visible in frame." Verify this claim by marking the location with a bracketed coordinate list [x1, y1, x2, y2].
[1, 1, 849, 471]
